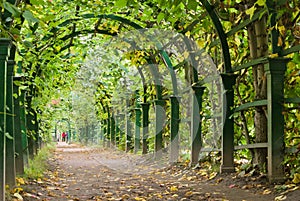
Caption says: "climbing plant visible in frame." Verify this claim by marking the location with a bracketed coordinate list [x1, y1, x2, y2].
[2, 3, 300, 201]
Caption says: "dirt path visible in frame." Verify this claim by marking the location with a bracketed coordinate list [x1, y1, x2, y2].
[17, 142, 297, 201]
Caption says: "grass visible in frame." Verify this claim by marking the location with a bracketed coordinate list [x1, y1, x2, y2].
[24, 143, 55, 179]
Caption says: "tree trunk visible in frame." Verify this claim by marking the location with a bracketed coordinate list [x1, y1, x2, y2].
[247, 15, 268, 170]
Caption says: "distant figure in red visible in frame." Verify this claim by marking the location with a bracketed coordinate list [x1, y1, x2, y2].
[62, 132, 67, 142]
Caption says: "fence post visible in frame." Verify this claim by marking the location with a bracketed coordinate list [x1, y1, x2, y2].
[170, 95, 181, 164]
[110, 112, 116, 147]
[13, 76, 24, 175]
[102, 119, 107, 146]
[220, 73, 237, 173]
[0, 38, 11, 201]
[125, 99, 132, 152]
[19, 89, 29, 167]
[119, 113, 125, 149]
[5, 60, 16, 187]
[154, 99, 166, 159]
[141, 103, 150, 154]
[115, 113, 120, 146]
[265, 58, 289, 182]
[134, 108, 141, 154]
[190, 85, 205, 165]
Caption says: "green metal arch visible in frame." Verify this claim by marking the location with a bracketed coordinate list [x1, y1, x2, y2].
[200, 0, 232, 73]
[43, 14, 179, 98]
[266, 0, 282, 55]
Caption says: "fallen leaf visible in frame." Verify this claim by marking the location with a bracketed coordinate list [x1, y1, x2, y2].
[170, 186, 178, 192]
[292, 173, 300, 184]
[209, 172, 217, 180]
[134, 197, 146, 201]
[23, 192, 40, 199]
[13, 192, 23, 201]
[263, 189, 272, 195]
[275, 195, 287, 201]
[185, 191, 193, 197]
[122, 194, 130, 199]
[16, 178, 25, 185]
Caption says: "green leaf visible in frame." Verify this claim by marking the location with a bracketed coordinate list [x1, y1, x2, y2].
[3, 2, 21, 17]
[157, 12, 165, 23]
[29, 0, 43, 5]
[292, 53, 300, 64]
[245, 5, 256, 19]
[22, 10, 39, 24]
[256, 0, 266, 7]
[115, 0, 127, 8]
[187, 0, 198, 10]
[23, 40, 33, 48]
[5, 132, 14, 140]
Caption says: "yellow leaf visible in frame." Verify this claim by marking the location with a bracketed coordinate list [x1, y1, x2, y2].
[185, 191, 193, 197]
[183, 51, 189, 59]
[13, 187, 23, 193]
[278, 25, 286, 36]
[16, 178, 25, 185]
[287, 61, 296, 69]
[196, 40, 205, 48]
[155, 193, 163, 198]
[278, 36, 283, 46]
[269, 53, 279, 58]
[263, 189, 272, 195]
[256, 0, 265, 6]
[185, 31, 191, 37]
[245, 6, 256, 19]
[292, 173, 300, 184]
[209, 172, 217, 180]
[275, 195, 287, 201]
[170, 186, 178, 192]
[122, 194, 130, 199]
[135, 197, 146, 201]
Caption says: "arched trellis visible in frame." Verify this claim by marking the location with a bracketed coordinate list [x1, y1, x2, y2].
[2, 4, 300, 200]
[43, 14, 186, 158]
[15, 4, 244, 172]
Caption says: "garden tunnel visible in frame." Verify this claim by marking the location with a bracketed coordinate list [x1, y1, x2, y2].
[1, 0, 300, 200]
[54, 118, 72, 142]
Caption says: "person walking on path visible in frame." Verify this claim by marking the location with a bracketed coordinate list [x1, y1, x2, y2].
[62, 132, 67, 142]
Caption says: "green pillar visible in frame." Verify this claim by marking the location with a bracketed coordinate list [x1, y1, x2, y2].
[115, 114, 120, 146]
[119, 113, 125, 149]
[190, 85, 205, 165]
[125, 99, 132, 152]
[170, 96, 181, 164]
[0, 38, 10, 201]
[134, 108, 141, 154]
[26, 98, 38, 159]
[13, 76, 24, 175]
[265, 58, 289, 182]
[154, 99, 165, 159]
[107, 112, 111, 147]
[103, 119, 108, 147]
[141, 103, 150, 154]
[68, 121, 71, 144]
[19, 90, 28, 166]
[110, 114, 116, 147]
[101, 120, 105, 144]
[5, 60, 16, 187]
[220, 73, 237, 173]
[85, 123, 89, 144]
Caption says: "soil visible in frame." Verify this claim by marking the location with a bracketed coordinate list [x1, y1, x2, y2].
[12, 142, 300, 201]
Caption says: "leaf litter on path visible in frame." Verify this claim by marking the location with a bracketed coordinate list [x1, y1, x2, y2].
[11, 142, 298, 201]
